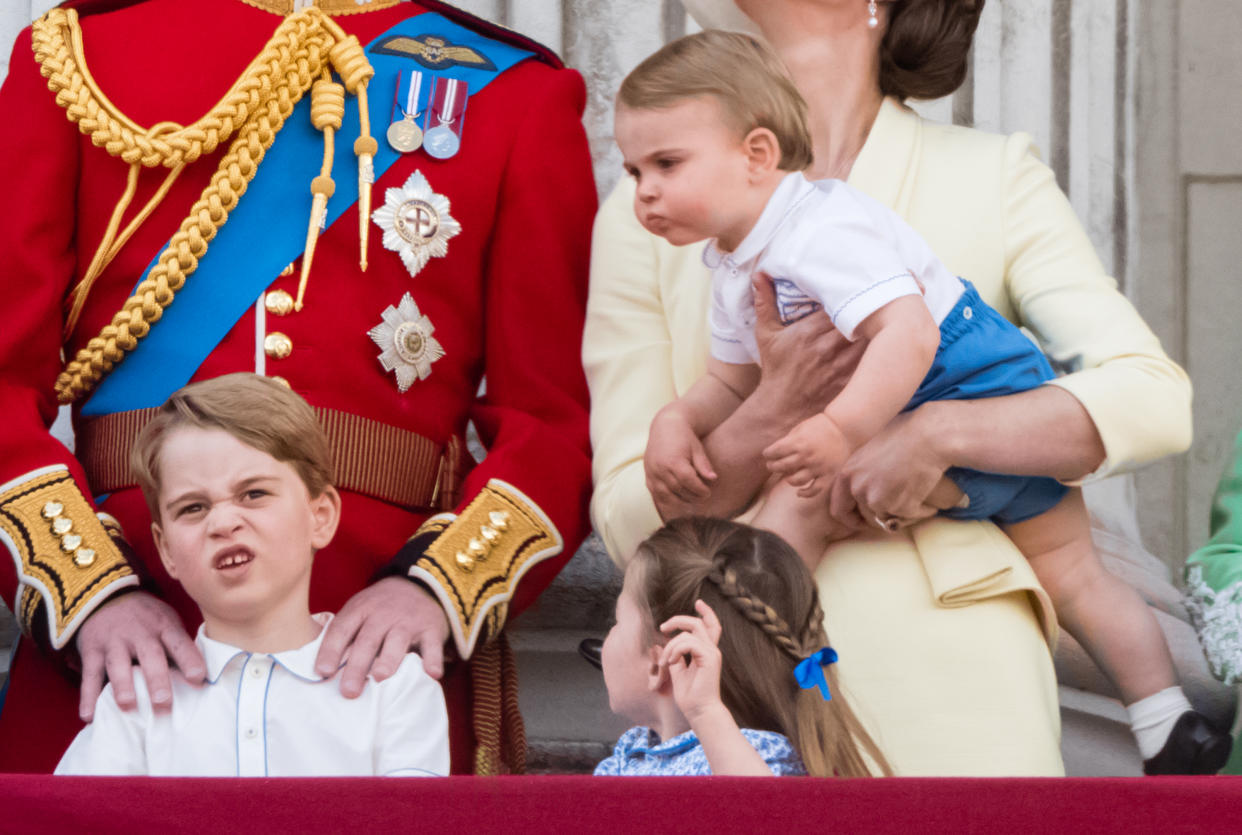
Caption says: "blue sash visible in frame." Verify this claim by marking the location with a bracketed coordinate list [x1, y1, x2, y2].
[83, 13, 535, 416]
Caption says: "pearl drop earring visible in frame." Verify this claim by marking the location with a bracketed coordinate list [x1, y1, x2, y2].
[868, 1, 879, 29]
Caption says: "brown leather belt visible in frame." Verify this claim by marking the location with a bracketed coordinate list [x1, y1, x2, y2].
[77, 406, 463, 512]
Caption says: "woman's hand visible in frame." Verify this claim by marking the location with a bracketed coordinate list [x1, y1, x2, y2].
[829, 405, 963, 529]
[750, 273, 864, 428]
[660, 600, 725, 725]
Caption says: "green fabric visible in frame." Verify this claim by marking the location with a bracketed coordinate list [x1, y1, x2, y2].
[1187, 428, 1242, 590]
[1183, 428, 1242, 774]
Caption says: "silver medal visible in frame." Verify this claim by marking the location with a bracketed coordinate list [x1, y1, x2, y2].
[423, 124, 461, 159]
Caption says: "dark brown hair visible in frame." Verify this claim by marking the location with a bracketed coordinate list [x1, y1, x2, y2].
[631, 517, 891, 777]
[618, 30, 814, 172]
[131, 373, 334, 518]
[880, 0, 986, 101]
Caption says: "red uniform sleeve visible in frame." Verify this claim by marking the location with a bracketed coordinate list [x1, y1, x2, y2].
[394, 65, 597, 659]
[0, 29, 140, 655]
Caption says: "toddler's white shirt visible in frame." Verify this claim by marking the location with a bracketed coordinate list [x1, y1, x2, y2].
[55, 612, 450, 777]
[706, 172, 965, 364]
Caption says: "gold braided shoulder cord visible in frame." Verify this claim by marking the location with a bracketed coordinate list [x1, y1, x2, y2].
[32, 7, 375, 404]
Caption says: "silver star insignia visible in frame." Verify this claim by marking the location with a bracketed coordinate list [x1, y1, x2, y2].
[371, 170, 462, 278]
[369, 293, 445, 392]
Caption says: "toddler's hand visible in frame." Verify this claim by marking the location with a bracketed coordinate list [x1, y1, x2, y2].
[645, 409, 717, 508]
[762, 413, 852, 498]
[660, 600, 725, 725]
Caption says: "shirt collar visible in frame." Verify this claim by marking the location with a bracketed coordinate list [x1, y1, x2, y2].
[625, 727, 701, 759]
[196, 612, 334, 684]
[704, 171, 814, 269]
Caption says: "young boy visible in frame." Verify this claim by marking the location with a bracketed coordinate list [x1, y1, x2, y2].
[615, 29, 1230, 774]
[55, 373, 450, 776]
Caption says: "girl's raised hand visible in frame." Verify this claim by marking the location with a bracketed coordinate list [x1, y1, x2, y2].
[660, 600, 725, 724]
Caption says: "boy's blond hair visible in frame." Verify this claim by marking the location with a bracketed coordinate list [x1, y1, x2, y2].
[618, 29, 813, 172]
[131, 373, 333, 518]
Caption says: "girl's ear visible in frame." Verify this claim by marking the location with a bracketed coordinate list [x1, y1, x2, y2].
[743, 126, 781, 179]
[646, 643, 670, 694]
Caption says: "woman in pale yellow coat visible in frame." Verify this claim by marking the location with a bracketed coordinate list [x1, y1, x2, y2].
[583, 0, 1192, 775]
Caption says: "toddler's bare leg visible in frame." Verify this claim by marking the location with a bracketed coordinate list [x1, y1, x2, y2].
[752, 478, 841, 572]
[1004, 488, 1176, 703]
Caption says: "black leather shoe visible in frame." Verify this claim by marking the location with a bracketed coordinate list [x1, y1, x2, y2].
[578, 638, 603, 671]
[1143, 710, 1233, 775]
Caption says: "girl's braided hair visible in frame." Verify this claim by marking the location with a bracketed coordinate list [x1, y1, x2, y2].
[632, 517, 891, 777]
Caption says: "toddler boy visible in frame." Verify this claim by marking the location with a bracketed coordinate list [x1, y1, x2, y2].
[56, 373, 449, 776]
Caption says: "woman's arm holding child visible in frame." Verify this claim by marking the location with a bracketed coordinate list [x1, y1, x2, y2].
[764, 296, 939, 495]
[661, 601, 773, 777]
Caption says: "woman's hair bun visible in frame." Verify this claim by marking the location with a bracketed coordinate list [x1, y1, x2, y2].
[880, 0, 985, 101]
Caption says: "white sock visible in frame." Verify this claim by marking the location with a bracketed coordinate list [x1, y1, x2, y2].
[1126, 686, 1193, 759]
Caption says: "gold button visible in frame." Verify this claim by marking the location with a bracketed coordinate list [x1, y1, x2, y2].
[42, 501, 64, 519]
[480, 525, 500, 544]
[264, 332, 293, 360]
[74, 548, 96, 568]
[488, 510, 510, 531]
[52, 517, 74, 535]
[265, 290, 295, 317]
[467, 537, 488, 560]
[61, 533, 83, 552]
[455, 551, 475, 573]
[269, 376, 292, 389]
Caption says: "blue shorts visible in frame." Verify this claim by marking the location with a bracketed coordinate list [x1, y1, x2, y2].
[905, 282, 1068, 525]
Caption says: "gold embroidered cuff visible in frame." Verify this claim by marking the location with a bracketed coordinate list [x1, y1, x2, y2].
[0, 465, 139, 649]
[409, 480, 561, 660]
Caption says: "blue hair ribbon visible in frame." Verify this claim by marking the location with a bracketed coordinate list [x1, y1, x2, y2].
[793, 647, 839, 701]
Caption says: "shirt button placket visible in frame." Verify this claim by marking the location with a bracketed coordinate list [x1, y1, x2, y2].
[237, 655, 271, 776]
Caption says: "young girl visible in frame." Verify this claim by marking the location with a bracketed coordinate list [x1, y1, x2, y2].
[595, 516, 890, 776]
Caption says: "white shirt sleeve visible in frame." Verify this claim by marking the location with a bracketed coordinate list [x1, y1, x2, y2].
[54, 680, 149, 775]
[772, 208, 923, 341]
[374, 654, 451, 777]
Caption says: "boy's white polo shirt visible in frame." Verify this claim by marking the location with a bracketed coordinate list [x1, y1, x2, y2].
[55, 613, 450, 777]
[706, 172, 965, 364]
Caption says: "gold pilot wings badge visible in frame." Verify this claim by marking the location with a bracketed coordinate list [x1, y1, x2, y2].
[372, 34, 498, 72]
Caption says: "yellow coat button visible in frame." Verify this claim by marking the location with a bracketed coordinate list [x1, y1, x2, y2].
[74, 548, 96, 568]
[264, 332, 293, 360]
[265, 290, 295, 316]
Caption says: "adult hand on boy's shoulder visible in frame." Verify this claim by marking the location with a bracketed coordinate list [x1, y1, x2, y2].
[76, 591, 206, 722]
[317, 577, 450, 697]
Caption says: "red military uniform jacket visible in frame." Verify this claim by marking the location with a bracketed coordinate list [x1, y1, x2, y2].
[0, 0, 595, 773]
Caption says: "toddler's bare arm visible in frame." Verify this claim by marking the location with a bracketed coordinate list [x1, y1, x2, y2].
[764, 295, 939, 494]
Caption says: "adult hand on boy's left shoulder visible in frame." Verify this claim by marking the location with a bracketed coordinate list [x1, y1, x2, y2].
[316, 577, 450, 696]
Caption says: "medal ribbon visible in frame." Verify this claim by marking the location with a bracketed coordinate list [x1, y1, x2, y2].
[83, 13, 535, 416]
[393, 69, 427, 122]
[430, 77, 467, 127]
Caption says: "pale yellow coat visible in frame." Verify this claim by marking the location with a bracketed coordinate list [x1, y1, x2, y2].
[583, 98, 1192, 776]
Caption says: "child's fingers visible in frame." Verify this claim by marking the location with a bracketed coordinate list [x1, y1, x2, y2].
[660, 614, 712, 643]
[690, 443, 717, 483]
[693, 600, 723, 643]
[669, 462, 712, 499]
[661, 632, 709, 670]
